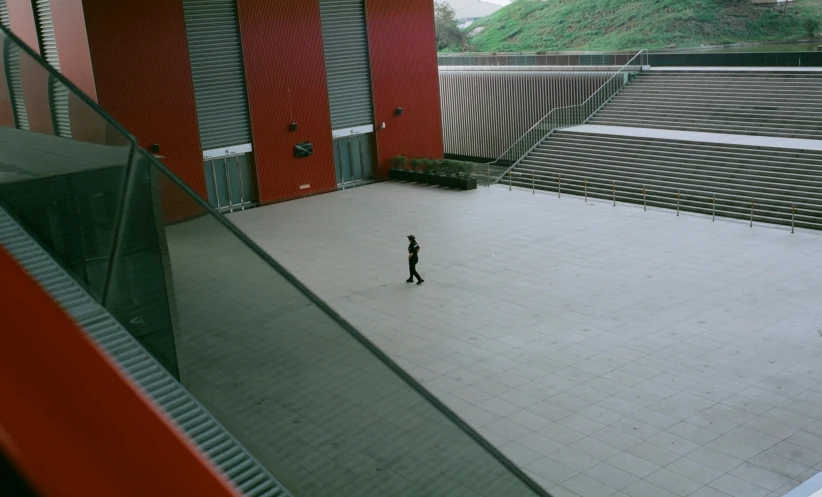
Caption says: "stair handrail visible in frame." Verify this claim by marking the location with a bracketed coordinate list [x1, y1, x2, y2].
[486, 49, 647, 184]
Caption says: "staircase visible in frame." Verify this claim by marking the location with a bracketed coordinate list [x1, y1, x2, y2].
[589, 70, 822, 140]
[508, 130, 822, 229]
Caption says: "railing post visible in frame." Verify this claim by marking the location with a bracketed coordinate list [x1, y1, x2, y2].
[486, 164, 489, 187]
[712, 194, 716, 222]
[509, 170, 512, 191]
[792, 204, 795, 233]
[750, 198, 755, 227]
[677, 190, 680, 217]
[613, 181, 616, 206]
[532, 172, 535, 195]
[558, 174, 561, 198]
[584, 178, 588, 203]
[643, 185, 646, 211]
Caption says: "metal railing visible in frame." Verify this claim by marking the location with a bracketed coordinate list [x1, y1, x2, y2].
[485, 50, 648, 186]
[504, 171, 819, 232]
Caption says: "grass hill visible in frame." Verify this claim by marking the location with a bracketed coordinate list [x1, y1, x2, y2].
[466, 0, 822, 52]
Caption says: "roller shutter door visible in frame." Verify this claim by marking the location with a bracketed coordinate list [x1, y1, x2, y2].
[182, 0, 252, 152]
[33, 0, 70, 138]
[319, 0, 374, 133]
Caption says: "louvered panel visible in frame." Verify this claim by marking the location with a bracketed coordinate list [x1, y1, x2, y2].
[4, 39, 30, 130]
[319, 0, 374, 131]
[0, 0, 10, 29]
[182, 0, 252, 151]
[33, 0, 71, 138]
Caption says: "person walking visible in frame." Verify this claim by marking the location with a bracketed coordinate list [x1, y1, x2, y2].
[406, 235, 424, 285]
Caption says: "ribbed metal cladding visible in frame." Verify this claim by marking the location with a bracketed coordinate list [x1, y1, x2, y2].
[33, 0, 71, 138]
[319, 0, 374, 131]
[182, 0, 252, 151]
[439, 68, 615, 160]
[3, 37, 30, 130]
[0, 207, 292, 497]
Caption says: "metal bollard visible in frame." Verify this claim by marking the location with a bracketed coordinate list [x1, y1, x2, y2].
[532, 173, 535, 194]
[643, 185, 646, 211]
[712, 194, 716, 222]
[750, 198, 755, 227]
[509, 170, 512, 191]
[677, 191, 680, 217]
[792, 205, 796, 233]
[558, 175, 561, 198]
[584, 178, 588, 203]
[613, 181, 616, 206]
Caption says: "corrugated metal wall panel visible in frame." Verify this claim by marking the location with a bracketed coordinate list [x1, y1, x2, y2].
[439, 69, 615, 160]
[32, 0, 70, 138]
[319, 0, 374, 131]
[182, 0, 252, 150]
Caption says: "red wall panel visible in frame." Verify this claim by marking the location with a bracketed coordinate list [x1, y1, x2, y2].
[366, 0, 444, 178]
[0, 247, 242, 497]
[82, 0, 206, 198]
[6, 0, 54, 136]
[237, 0, 336, 204]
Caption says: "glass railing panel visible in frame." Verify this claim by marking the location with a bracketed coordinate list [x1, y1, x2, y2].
[0, 27, 135, 300]
[107, 149, 547, 497]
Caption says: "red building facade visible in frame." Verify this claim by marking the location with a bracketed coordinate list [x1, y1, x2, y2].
[1, 0, 444, 206]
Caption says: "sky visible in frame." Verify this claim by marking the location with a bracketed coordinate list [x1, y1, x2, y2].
[441, 0, 512, 20]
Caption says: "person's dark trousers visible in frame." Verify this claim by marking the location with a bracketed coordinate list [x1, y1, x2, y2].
[409, 261, 422, 282]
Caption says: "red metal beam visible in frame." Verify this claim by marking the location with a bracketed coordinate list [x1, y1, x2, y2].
[0, 246, 241, 497]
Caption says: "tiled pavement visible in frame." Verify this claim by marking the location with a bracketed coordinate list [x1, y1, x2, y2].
[230, 182, 822, 497]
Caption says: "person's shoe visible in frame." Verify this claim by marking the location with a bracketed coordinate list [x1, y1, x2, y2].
[406, 278, 414, 283]
[417, 280, 425, 285]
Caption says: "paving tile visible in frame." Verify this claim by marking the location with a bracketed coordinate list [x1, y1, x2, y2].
[516, 432, 564, 457]
[767, 440, 822, 467]
[584, 462, 640, 490]
[747, 451, 811, 480]
[646, 430, 700, 456]
[644, 468, 703, 497]
[508, 409, 552, 431]
[684, 446, 746, 474]
[606, 452, 660, 478]
[539, 422, 588, 446]
[729, 462, 794, 492]
[557, 414, 607, 436]
[705, 435, 766, 461]
[664, 456, 726, 486]
[478, 397, 521, 417]
[590, 426, 643, 451]
[625, 441, 680, 466]
[621, 479, 678, 497]
[560, 473, 619, 497]
[526, 456, 579, 484]
[498, 441, 543, 467]
[570, 436, 623, 461]
[665, 421, 721, 445]
[709, 474, 770, 497]
[484, 417, 532, 440]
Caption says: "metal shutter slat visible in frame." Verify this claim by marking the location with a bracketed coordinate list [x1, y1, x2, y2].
[0, 0, 10, 28]
[3, 38, 30, 130]
[32, 0, 71, 138]
[319, 0, 374, 131]
[182, 0, 252, 151]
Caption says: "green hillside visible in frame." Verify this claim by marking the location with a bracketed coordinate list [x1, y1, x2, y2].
[467, 0, 822, 52]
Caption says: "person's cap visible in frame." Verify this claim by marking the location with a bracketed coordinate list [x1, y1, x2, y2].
[407, 235, 416, 240]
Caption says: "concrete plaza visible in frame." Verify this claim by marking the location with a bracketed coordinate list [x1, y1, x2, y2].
[231, 181, 822, 497]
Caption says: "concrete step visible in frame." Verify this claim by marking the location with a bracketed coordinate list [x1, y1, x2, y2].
[541, 137, 822, 171]
[594, 109, 822, 127]
[587, 119, 822, 139]
[602, 103, 822, 120]
[507, 130, 822, 229]
[532, 145, 822, 183]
